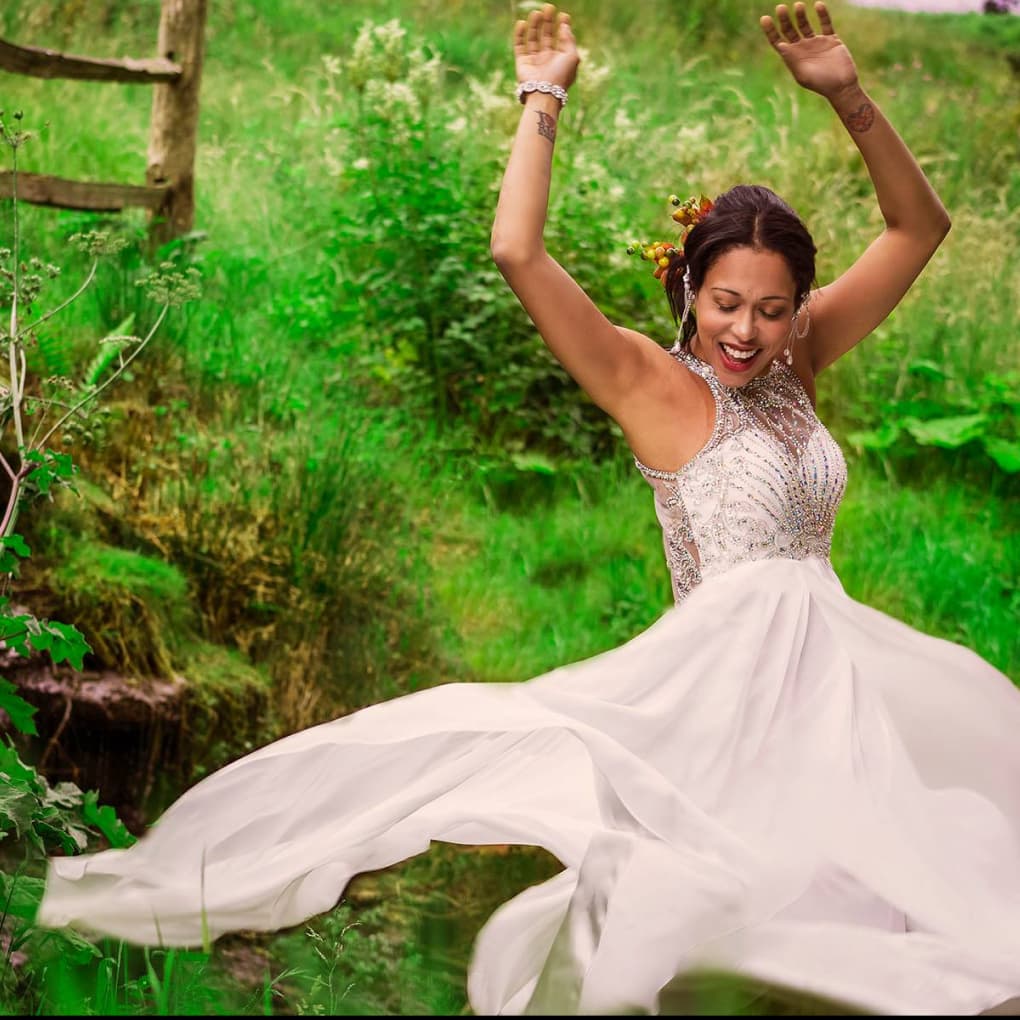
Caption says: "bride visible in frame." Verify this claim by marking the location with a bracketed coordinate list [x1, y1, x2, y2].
[38, 2, 1020, 1015]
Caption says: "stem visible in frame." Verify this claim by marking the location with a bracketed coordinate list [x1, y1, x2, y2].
[8, 141, 23, 453]
[27, 394, 80, 449]
[16, 259, 98, 341]
[36, 303, 169, 451]
[0, 472, 24, 540]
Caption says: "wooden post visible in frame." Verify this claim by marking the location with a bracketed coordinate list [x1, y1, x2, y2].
[146, 0, 207, 247]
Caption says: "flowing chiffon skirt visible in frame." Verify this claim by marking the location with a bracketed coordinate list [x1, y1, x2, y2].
[37, 556, 1020, 1015]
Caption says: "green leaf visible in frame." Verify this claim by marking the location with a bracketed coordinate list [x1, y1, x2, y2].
[34, 781, 89, 854]
[846, 423, 902, 451]
[0, 871, 46, 922]
[0, 536, 30, 577]
[0, 783, 36, 840]
[0, 678, 37, 736]
[0, 740, 41, 790]
[45, 620, 90, 670]
[509, 452, 558, 475]
[25, 449, 78, 497]
[27, 630, 53, 652]
[83, 791, 136, 849]
[34, 924, 103, 962]
[0, 535, 30, 558]
[40, 780, 84, 813]
[34, 818, 89, 855]
[904, 414, 989, 449]
[907, 359, 949, 381]
[982, 436, 1020, 474]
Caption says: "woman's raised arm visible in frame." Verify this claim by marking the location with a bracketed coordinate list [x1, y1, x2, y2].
[761, 1, 951, 375]
[490, 5, 699, 429]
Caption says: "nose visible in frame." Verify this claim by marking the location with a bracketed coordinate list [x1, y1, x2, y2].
[732, 309, 756, 343]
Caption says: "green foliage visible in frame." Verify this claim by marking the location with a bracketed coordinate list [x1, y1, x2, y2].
[0, 112, 201, 1014]
[35, 941, 257, 1016]
[313, 18, 631, 459]
[0, 741, 127, 856]
[47, 542, 192, 677]
[0, 608, 89, 670]
[81, 791, 134, 851]
[0, 2, 1016, 1014]
[0, 677, 37, 736]
[846, 363, 1020, 477]
[274, 900, 464, 1016]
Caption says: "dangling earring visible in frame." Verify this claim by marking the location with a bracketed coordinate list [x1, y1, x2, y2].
[795, 300, 811, 339]
[675, 267, 696, 346]
[786, 299, 811, 365]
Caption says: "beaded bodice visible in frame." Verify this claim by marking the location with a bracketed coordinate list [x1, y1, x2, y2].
[635, 347, 847, 605]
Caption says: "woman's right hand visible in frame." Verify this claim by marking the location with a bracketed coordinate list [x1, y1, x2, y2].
[514, 3, 579, 92]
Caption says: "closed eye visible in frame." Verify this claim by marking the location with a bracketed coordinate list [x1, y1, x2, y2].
[716, 304, 785, 320]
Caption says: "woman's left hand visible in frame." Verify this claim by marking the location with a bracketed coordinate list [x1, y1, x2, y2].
[760, 2, 860, 100]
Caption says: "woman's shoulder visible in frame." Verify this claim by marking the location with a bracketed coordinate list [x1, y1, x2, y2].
[615, 335, 719, 477]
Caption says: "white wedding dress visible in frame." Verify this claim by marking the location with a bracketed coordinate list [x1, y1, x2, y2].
[38, 347, 1020, 1015]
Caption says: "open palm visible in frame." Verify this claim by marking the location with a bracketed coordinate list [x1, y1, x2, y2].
[760, 2, 859, 98]
[514, 3, 579, 91]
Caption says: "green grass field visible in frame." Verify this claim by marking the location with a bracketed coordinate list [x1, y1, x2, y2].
[0, 0, 1017, 1013]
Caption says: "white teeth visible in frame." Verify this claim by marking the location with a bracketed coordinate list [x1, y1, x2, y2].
[721, 343, 757, 361]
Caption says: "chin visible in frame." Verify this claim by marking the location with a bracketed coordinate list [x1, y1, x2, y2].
[713, 341, 774, 383]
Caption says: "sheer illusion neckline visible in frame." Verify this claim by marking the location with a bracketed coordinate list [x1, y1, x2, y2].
[671, 343, 817, 410]
[670, 343, 782, 395]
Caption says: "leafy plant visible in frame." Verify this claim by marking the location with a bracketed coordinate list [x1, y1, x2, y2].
[0, 111, 199, 1006]
[846, 359, 1020, 475]
[304, 19, 640, 461]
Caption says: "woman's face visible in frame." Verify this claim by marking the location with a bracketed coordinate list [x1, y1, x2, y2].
[689, 246, 798, 386]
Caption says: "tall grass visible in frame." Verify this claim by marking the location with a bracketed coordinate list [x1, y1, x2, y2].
[0, 0, 1017, 1014]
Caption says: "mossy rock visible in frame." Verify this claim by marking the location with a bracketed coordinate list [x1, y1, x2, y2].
[8, 638, 278, 830]
[46, 540, 195, 678]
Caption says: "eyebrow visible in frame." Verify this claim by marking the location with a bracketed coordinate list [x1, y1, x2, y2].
[711, 287, 791, 302]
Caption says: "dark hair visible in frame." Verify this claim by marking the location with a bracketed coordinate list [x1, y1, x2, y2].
[664, 184, 817, 346]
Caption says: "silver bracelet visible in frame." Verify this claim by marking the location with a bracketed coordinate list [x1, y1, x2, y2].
[515, 80, 568, 108]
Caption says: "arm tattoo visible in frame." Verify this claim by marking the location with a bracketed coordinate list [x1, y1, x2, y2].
[536, 110, 557, 143]
[844, 102, 875, 133]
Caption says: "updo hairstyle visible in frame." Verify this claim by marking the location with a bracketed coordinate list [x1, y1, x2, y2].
[664, 185, 817, 347]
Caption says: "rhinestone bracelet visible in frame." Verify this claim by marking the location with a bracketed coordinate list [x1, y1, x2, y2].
[515, 80, 568, 108]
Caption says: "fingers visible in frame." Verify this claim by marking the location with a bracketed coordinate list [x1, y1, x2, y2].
[518, 4, 572, 53]
[761, 2, 833, 46]
[759, 15, 785, 52]
[776, 5, 799, 43]
[539, 3, 554, 51]
[557, 11, 574, 51]
[513, 19, 527, 57]
[815, 0, 836, 35]
[526, 8, 542, 54]
[794, 2, 815, 37]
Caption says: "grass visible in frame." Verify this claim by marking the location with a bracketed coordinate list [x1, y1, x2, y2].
[0, 0, 1017, 1014]
[426, 459, 1018, 684]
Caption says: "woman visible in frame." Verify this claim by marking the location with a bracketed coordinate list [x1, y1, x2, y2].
[39, 3, 1020, 1015]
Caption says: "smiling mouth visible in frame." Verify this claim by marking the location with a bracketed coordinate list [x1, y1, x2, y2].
[719, 342, 762, 372]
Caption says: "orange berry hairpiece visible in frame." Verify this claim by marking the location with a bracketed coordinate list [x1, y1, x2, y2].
[627, 193, 715, 285]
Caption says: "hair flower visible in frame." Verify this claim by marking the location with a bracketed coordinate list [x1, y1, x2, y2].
[627, 193, 715, 284]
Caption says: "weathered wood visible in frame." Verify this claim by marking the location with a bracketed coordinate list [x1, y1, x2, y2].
[0, 37, 181, 83]
[0, 171, 170, 212]
[146, 0, 207, 245]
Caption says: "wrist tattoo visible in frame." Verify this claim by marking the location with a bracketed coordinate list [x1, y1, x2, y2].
[536, 110, 557, 143]
[844, 102, 875, 134]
